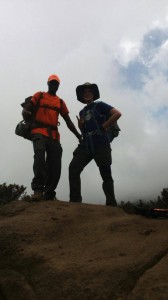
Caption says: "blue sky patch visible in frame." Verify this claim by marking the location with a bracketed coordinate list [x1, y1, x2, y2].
[118, 27, 168, 90]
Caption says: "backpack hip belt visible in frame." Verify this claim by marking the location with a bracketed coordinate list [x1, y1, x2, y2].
[85, 129, 104, 137]
[31, 121, 58, 131]
[31, 122, 59, 139]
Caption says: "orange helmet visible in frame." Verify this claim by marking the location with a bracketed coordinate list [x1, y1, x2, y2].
[47, 74, 60, 83]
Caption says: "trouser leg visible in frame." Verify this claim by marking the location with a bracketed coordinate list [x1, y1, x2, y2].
[44, 139, 62, 199]
[94, 145, 117, 206]
[31, 134, 47, 192]
[100, 165, 117, 206]
[102, 180, 117, 206]
[69, 146, 91, 202]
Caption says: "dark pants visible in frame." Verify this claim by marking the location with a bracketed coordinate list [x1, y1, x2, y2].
[31, 134, 62, 199]
[69, 144, 117, 205]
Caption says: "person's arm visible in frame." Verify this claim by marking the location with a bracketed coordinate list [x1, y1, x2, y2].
[63, 114, 82, 141]
[102, 108, 122, 130]
[22, 102, 35, 121]
[76, 115, 84, 131]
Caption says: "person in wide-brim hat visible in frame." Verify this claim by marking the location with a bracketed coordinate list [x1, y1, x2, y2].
[76, 82, 100, 103]
[69, 80, 122, 207]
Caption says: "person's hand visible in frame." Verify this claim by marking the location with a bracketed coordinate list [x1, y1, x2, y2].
[78, 134, 83, 143]
[102, 122, 109, 132]
[76, 115, 84, 130]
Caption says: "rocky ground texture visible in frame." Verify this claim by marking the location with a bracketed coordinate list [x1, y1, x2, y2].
[0, 200, 167, 300]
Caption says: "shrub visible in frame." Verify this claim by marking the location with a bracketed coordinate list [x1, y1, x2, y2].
[119, 188, 168, 214]
[0, 183, 27, 205]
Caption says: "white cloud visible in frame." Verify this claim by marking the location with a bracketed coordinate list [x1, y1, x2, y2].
[115, 40, 140, 66]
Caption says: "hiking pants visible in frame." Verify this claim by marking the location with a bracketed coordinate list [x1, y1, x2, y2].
[31, 134, 62, 199]
[69, 144, 116, 205]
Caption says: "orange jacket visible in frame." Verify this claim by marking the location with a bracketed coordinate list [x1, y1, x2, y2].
[31, 92, 69, 140]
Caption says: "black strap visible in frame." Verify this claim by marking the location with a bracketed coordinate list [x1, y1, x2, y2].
[31, 121, 58, 131]
[31, 92, 43, 122]
[39, 104, 61, 112]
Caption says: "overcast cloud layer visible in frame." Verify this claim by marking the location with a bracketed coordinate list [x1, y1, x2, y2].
[1, 0, 168, 204]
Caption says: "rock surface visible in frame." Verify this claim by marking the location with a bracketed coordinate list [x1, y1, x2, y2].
[0, 200, 167, 300]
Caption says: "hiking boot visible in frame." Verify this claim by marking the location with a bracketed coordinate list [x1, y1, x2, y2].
[106, 202, 117, 207]
[43, 196, 57, 201]
[30, 191, 43, 202]
[69, 199, 82, 203]
[43, 191, 56, 201]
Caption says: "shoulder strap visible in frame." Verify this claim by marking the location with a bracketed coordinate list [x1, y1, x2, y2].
[35, 91, 43, 109]
[59, 98, 63, 112]
[91, 102, 104, 131]
[32, 92, 43, 121]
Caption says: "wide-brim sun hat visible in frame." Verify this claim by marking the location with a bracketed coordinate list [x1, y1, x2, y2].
[76, 82, 100, 103]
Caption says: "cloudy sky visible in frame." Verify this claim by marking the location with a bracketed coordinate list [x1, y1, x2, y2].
[1, 0, 168, 204]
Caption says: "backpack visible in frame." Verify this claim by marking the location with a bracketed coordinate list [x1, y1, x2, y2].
[15, 93, 64, 141]
[15, 93, 43, 141]
[81, 101, 121, 143]
[106, 121, 121, 142]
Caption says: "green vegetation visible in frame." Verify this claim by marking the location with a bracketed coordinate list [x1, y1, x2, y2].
[0, 183, 27, 205]
[119, 188, 168, 214]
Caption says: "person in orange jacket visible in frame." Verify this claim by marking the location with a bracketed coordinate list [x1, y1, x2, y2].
[22, 74, 81, 201]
